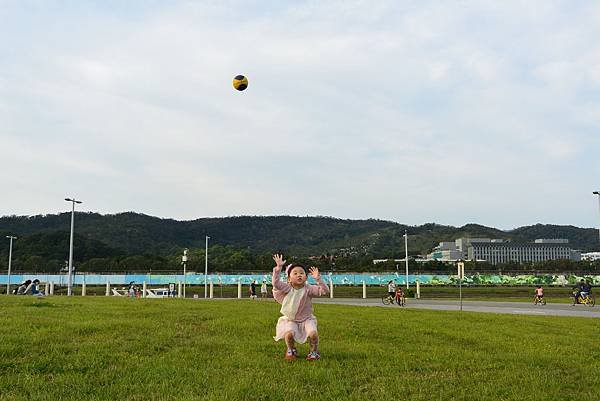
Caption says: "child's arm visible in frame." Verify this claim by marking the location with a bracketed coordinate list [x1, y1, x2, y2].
[306, 266, 330, 297]
[272, 254, 291, 293]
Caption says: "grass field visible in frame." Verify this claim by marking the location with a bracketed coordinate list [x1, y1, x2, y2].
[1, 296, 598, 401]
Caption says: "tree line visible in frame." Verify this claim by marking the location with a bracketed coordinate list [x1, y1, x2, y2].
[1, 213, 599, 273]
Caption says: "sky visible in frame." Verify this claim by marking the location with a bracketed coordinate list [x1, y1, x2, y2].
[1, 0, 600, 230]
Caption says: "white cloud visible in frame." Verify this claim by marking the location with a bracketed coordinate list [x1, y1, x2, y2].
[1, 0, 599, 229]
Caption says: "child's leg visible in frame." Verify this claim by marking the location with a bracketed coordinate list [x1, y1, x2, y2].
[307, 331, 319, 353]
[284, 331, 296, 351]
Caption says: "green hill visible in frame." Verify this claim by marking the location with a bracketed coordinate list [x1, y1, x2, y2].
[0, 213, 598, 272]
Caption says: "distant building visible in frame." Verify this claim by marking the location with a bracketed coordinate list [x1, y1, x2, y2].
[372, 258, 408, 264]
[427, 241, 464, 261]
[581, 252, 600, 261]
[428, 238, 499, 261]
[427, 238, 581, 265]
[468, 240, 580, 264]
[372, 257, 428, 264]
[534, 239, 569, 244]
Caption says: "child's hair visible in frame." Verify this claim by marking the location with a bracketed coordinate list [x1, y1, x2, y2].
[286, 263, 307, 276]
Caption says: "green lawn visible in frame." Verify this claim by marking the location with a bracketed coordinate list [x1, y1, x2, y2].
[0, 296, 598, 401]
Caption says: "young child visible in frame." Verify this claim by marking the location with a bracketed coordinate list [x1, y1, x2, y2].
[395, 286, 405, 305]
[30, 279, 44, 296]
[272, 253, 329, 361]
[260, 280, 268, 299]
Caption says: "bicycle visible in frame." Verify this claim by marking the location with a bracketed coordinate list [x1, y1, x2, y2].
[381, 294, 395, 305]
[381, 294, 405, 306]
[571, 292, 595, 307]
[533, 295, 546, 305]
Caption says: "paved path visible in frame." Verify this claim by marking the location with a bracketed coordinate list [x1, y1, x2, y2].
[313, 298, 600, 318]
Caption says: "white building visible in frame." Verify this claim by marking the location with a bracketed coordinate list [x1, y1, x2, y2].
[427, 241, 464, 261]
[428, 238, 581, 265]
[468, 240, 580, 265]
[581, 252, 600, 261]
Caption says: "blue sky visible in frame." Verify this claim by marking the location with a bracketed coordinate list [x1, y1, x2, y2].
[1, 1, 600, 229]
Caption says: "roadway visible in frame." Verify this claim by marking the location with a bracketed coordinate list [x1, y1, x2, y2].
[313, 298, 600, 318]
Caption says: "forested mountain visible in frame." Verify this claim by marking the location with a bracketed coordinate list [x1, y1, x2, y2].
[0, 213, 399, 255]
[0, 213, 598, 273]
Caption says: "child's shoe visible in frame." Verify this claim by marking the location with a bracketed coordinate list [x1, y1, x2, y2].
[284, 348, 298, 361]
[306, 351, 321, 361]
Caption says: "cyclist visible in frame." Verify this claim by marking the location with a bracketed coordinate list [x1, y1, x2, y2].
[581, 280, 592, 299]
[387, 280, 396, 302]
[534, 285, 544, 303]
[572, 279, 585, 304]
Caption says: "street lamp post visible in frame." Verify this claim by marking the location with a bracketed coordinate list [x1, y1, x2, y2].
[594, 191, 600, 245]
[65, 197, 82, 296]
[457, 260, 465, 312]
[204, 236, 210, 298]
[5, 236, 17, 295]
[182, 249, 188, 298]
[404, 230, 409, 289]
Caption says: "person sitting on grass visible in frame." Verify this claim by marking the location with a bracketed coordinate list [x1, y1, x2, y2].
[14, 280, 31, 295]
[26, 279, 44, 296]
[395, 286, 405, 305]
[271, 253, 329, 361]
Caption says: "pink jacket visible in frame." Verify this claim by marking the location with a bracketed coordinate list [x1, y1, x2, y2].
[272, 267, 330, 322]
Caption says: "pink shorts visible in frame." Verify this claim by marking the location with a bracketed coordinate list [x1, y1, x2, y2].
[274, 316, 318, 344]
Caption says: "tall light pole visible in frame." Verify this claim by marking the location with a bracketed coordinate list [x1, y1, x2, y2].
[65, 197, 82, 296]
[594, 191, 600, 246]
[457, 260, 465, 312]
[404, 230, 409, 289]
[182, 249, 188, 298]
[5, 236, 17, 295]
[204, 236, 210, 298]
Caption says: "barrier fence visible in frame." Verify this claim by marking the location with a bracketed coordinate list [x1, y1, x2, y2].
[1, 272, 599, 286]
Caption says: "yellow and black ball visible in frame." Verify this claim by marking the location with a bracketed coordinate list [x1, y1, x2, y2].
[232, 75, 248, 91]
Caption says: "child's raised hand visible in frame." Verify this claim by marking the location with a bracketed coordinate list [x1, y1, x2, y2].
[273, 254, 286, 272]
[309, 266, 321, 280]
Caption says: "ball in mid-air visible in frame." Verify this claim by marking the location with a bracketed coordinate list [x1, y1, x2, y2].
[232, 75, 248, 91]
